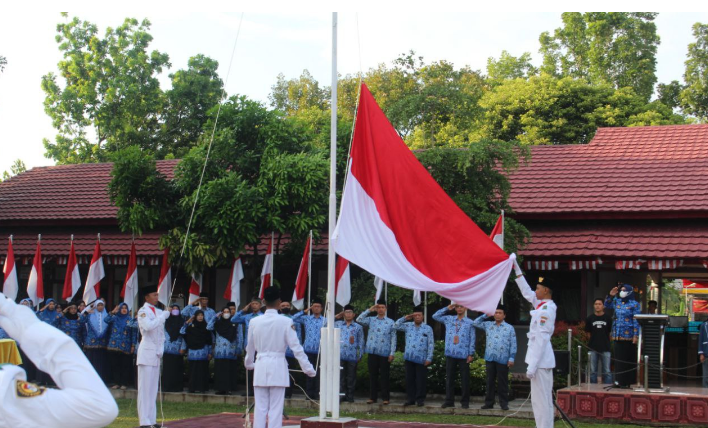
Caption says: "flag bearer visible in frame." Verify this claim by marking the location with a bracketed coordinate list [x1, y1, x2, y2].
[335, 305, 364, 402]
[514, 263, 556, 428]
[394, 305, 434, 407]
[279, 300, 302, 399]
[292, 297, 327, 399]
[232, 295, 264, 396]
[433, 303, 476, 409]
[356, 298, 397, 405]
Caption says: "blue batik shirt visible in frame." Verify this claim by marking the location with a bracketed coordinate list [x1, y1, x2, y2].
[179, 324, 213, 361]
[231, 310, 262, 348]
[182, 305, 217, 323]
[37, 302, 62, 325]
[355, 310, 397, 357]
[336, 320, 365, 362]
[163, 323, 186, 356]
[604, 297, 641, 340]
[104, 311, 135, 354]
[292, 311, 328, 354]
[0, 327, 8, 339]
[282, 314, 303, 358]
[207, 317, 243, 360]
[432, 308, 476, 359]
[53, 315, 84, 347]
[80, 310, 110, 349]
[472, 315, 517, 365]
[393, 318, 434, 365]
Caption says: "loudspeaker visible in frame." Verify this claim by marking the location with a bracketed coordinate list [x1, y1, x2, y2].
[553, 350, 569, 377]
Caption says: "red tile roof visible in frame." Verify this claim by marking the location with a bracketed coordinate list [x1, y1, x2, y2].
[0, 160, 179, 223]
[521, 222, 708, 259]
[508, 124, 708, 217]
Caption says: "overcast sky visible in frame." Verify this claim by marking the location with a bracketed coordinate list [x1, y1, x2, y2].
[1, 11, 707, 175]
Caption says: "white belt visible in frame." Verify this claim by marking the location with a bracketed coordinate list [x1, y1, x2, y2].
[257, 352, 285, 359]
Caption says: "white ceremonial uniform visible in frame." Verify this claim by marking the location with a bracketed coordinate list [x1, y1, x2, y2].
[0, 292, 118, 428]
[245, 309, 315, 428]
[137, 302, 170, 427]
[516, 275, 556, 428]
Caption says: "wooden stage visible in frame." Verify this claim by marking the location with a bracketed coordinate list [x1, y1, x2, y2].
[557, 383, 708, 425]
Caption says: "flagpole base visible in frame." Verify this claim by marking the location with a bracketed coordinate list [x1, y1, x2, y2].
[300, 416, 358, 428]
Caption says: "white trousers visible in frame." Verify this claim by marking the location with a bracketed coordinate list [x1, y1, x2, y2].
[137, 364, 160, 426]
[530, 368, 554, 428]
[254, 386, 285, 428]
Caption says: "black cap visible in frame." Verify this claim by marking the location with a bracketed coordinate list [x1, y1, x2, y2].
[263, 286, 281, 303]
[199, 292, 209, 298]
[376, 298, 387, 305]
[226, 301, 235, 307]
[312, 297, 324, 306]
[143, 285, 158, 296]
[343, 304, 354, 311]
[251, 294, 262, 302]
[413, 305, 424, 313]
[536, 276, 554, 290]
[496, 303, 506, 313]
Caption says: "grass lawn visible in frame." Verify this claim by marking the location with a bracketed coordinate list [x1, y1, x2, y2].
[110, 399, 654, 428]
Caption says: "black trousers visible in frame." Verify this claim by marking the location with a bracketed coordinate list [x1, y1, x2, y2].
[306, 352, 320, 399]
[340, 360, 358, 401]
[485, 361, 509, 407]
[109, 351, 133, 387]
[614, 341, 637, 387]
[85, 347, 109, 383]
[213, 359, 239, 392]
[161, 353, 185, 392]
[285, 356, 301, 398]
[405, 360, 427, 405]
[367, 354, 391, 401]
[188, 359, 210, 393]
[445, 357, 470, 406]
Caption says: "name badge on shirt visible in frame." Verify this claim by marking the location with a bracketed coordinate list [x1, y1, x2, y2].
[16, 381, 45, 398]
[453, 335, 460, 344]
[350, 335, 355, 344]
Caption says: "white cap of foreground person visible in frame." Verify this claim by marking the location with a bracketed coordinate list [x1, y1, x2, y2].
[0, 292, 119, 428]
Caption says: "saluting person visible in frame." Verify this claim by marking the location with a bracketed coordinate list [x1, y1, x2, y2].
[292, 297, 327, 399]
[335, 305, 364, 402]
[182, 292, 217, 323]
[136, 286, 171, 428]
[208, 306, 243, 395]
[245, 286, 316, 428]
[279, 300, 302, 399]
[232, 295, 264, 396]
[514, 263, 557, 428]
[473, 304, 516, 410]
[394, 306, 434, 407]
[433, 303, 476, 409]
[356, 298, 396, 405]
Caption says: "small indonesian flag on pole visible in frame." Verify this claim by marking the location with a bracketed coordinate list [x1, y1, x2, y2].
[157, 248, 172, 306]
[83, 236, 104, 304]
[292, 234, 311, 310]
[223, 257, 244, 308]
[490, 211, 504, 249]
[3, 236, 19, 301]
[120, 241, 139, 310]
[413, 290, 422, 306]
[335, 256, 351, 306]
[27, 236, 44, 307]
[374, 276, 384, 302]
[188, 273, 203, 305]
[62, 237, 81, 301]
[258, 232, 274, 299]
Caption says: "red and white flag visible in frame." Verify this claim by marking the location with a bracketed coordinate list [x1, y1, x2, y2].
[27, 239, 44, 307]
[120, 241, 139, 310]
[374, 276, 384, 302]
[335, 256, 351, 306]
[62, 239, 81, 301]
[157, 248, 172, 306]
[83, 238, 104, 304]
[413, 290, 422, 306]
[490, 212, 504, 249]
[2, 237, 18, 301]
[258, 233, 274, 299]
[188, 273, 203, 305]
[223, 257, 244, 307]
[292, 235, 311, 310]
[333, 84, 514, 315]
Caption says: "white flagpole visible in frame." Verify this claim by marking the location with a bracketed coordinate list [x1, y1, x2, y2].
[424, 291, 428, 322]
[271, 231, 275, 288]
[501, 210, 505, 305]
[308, 230, 312, 308]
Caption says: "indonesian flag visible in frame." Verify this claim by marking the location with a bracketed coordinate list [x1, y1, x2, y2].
[258, 233, 274, 299]
[157, 248, 172, 306]
[335, 256, 351, 306]
[490, 213, 504, 249]
[223, 257, 244, 307]
[333, 83, 515, 315]
[82, 239, 104, 304]
[374, 276, 384, 302]
[3, 238, 18, 301]
[62, 240, 81, 301]
[188, 273, 203, 305]
[27, 240, 44, 307]
[120, 241, 139, 310]
[292, 236, 311, 310]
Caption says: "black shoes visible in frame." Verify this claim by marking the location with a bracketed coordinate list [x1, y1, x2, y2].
[461, 403, 469, 409]
[416, 402, 424, 407]
[481, 404, 494, 409]
[403, 401, 415, 406]
[501, 405, 509, 411]
[441, 402, 454, 408]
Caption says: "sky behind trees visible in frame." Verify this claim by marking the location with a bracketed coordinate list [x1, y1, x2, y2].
[1, 11, 707, 174]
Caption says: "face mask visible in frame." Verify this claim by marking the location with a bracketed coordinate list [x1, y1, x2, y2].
[280, 308, 291, 315]
[619, 291, 629, 298]
[171, 309, 180, 316]
[222, 313, 231, 319]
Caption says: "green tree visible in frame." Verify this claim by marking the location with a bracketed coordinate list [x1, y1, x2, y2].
[269, 70, 328, 115]
[1, 159, 27, 181]
[486, 51, 538, 82]
[657, 80, 685, 110]
[539, 12, 660, 100]
[681, 22, 708, 121]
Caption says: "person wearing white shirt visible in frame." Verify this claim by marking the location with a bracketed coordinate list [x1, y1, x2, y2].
[245, 286, 316, 428]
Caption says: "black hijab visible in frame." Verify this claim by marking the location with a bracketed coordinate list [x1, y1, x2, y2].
[184, 310, 212, 350]
[64, 303, 79, 321]
[165, 304, 183, 342]
[215, 307, 238, 342]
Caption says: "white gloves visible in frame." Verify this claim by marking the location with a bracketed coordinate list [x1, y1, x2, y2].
[161, 310, 171, 320]
[526, 371, 535, 380]
[304, 367, 317, 378]
[513, 260, 523, 277]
